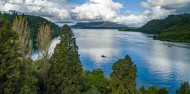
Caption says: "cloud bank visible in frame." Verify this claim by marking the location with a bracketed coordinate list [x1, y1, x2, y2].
[0, 0, 190, 27]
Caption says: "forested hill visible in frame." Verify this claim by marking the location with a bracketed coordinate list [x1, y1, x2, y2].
[71, 21, 127, 29]
[0, 12, 61, 49]
[138, 13, 190, 34]
[119, 13, 190, 42]
[141, 13, 190, 42]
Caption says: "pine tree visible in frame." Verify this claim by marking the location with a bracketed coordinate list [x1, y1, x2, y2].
[109, 55, 137, 94]
[176, 82, 190, 94]
[0, 16, 21, 94]
[46, 25, 83, 94]
[158, 87, 169, 94]
[83, 69, 108, 94]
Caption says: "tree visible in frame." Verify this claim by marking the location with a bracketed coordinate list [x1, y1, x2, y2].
[147, 86, 158, 94]
[12, 16, 33, 58]
[37, 24, 52, 60]
[109, 55, 137, 94]
[82, 86, 101, 94]
[0, 16, 21, 94]
[12, 16, 37, 94]
[46, 25, 83, 94]
[176, 82, 190, 94]
[137, 85, 147, 94]
[83, 69, 108, 94]
[0, 12, 61, 50]
[137, 86, 168, 94]
[37, 24, 52, 93]
[158, 87, 169, 94]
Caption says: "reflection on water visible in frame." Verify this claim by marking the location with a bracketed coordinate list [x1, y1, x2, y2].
[73, 29, 190, 94]
[32, 29, 190, 94]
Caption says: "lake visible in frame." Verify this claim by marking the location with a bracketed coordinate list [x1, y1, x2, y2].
[32, 29, 190, 94]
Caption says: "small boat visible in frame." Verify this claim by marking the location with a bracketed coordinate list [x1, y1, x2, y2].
[168, 44, 173, 47]
[101, 55, 106, 58]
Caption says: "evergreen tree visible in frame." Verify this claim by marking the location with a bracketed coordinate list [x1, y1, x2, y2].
[137, 85, 147, 94]
[109, 55, 137, 94]
[147, 86, 159, 94]
[137, 86, 168, 94]
[0, 16, 21, 94]
[158, 87, 169, 94]
[83, 69, 108, 94]
[176, 82, 190, 94]
[46, 25, 83, 94]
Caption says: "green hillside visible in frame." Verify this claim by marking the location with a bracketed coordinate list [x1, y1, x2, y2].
[153, 24, 190, 42]
[71, 21, 127, 29]
[120, 13, 190, 42]
[138, 13, 190, 34]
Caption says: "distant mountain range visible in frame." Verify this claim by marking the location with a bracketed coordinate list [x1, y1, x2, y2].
[71, 21, 127, 29]
[119, 13, 190, 42]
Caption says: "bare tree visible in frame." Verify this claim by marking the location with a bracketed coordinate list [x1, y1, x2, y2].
[37, 24, 52, 60]
[12, 16, 33, 59]
[37, 24, 52, 93]
[12, 16, 36, 93]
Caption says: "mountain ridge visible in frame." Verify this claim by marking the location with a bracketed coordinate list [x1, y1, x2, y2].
[71, 21, 128, 29]
[119, 13, 190, 42]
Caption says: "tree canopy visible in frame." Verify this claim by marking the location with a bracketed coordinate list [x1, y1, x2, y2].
[109, 55, 137, 94]
[46, 25, 83, 94]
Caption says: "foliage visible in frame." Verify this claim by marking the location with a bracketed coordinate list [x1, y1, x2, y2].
[176, 82, 190, 94]
[37, 24, 52, 58]
[82, 69, 108, 94]
[36, 24, 52, 93]
[109, 55, 137, 94]
[137, 85, 169, 94]
[19, 58, 38, 94]
[140, 13, 190, 42]
[0, 15, 38, 94]
[120, 13, 190, 42]
[1, 13, 190, 94]
[12, 16, 37, 94]
[138, 13, 190, 34]
[46, 25, 83, 94]
[0, 16, 21, 94]
[12, 16, 33, 58]
[153, 24, 190, 42]
[0, 12, 61, 49]
[82, 86, 101, 94]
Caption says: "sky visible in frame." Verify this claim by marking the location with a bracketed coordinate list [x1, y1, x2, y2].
[0, 0, 190, 27]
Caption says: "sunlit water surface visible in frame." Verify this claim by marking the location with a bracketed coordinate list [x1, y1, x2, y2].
[32, 29, 190, 94]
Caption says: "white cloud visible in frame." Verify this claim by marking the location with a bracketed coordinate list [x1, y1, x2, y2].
[140, 0, 190, 9]
[145, 6, 175, 19]
[70, 0, 177, 27]
[125, 0, 190, 26]
[71, 0, 123, 21]
[113, 6, 175, 27]
[0, 0, 187, 27]
[0, 0, 73, 21]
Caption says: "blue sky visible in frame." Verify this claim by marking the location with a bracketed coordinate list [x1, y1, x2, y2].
[114, 0, 147, 12]
[0, 0, 190, 27]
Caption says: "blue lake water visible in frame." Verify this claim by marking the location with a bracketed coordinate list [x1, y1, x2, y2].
[32, 29, 190, 94]
[74, 29, 190, 94]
